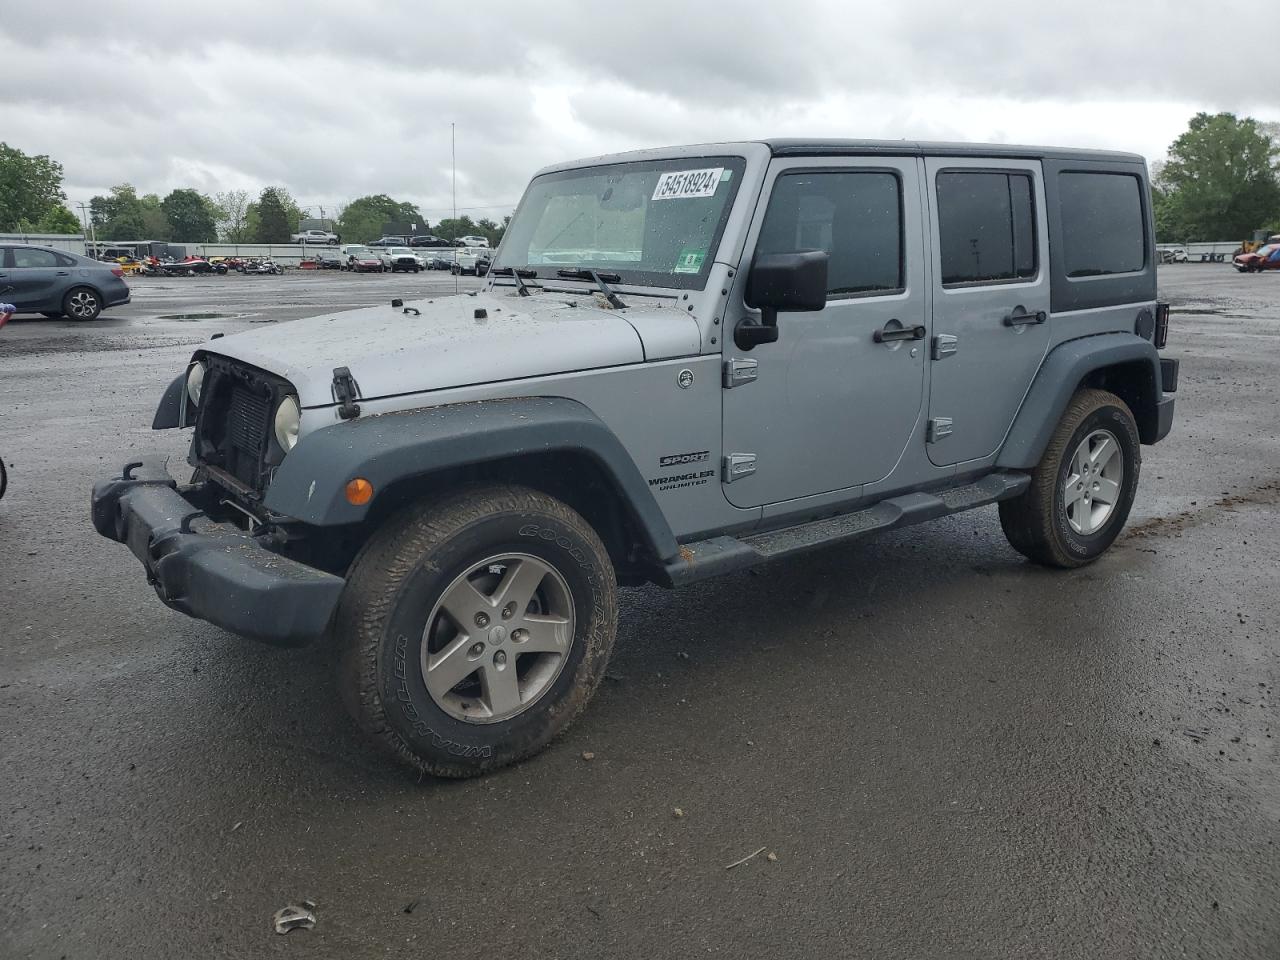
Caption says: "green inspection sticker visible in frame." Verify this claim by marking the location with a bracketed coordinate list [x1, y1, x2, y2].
[674, 248, 707, 274]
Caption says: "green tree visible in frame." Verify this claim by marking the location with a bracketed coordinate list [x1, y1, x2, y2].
[1155, 112, 1280, 240]
[215, 189, 252, 242]
[337, 194, 426, 243]
[250, 185, 291, 241]
[161, 188, 218, 242]
[35, 204, 82, 234]
[90, 184, 149, 239]
[433, 215, 477, 242]
[252, 187, 294, 243]
[474, 216, 510, 247]
[0, 143, 66, 231]
[139, 194, 171, 240]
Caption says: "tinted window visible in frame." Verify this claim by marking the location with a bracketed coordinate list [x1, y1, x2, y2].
[12, 247, 60, 268]
[757, 171, 902, 296]
[1058, 172, 1145, 276]
[936, 172, 1037, 285]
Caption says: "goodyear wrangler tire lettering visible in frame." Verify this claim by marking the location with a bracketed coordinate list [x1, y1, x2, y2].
[336, 484, 618, 778]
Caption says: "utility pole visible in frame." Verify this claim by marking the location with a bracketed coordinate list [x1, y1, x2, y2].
[75, 201, 98, 256]
[451, 122, 457, 223]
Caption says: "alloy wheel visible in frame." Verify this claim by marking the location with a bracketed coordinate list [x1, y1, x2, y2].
[1063, 428, 1124, 535]
[421, 553, 575, 723]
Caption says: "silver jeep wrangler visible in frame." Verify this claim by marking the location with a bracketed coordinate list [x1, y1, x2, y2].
[92, 139, 1177, 777]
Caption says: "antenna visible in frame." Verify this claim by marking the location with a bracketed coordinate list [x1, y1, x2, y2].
[452, 121, 459, 295]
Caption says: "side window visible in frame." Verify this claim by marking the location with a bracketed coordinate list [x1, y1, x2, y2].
[757, 171, 903, 297]
[54, 251, 77, 267]
[936, 171, 1037, 285]
[0, 247, 11, 268]
[11, 247, 60, 269]
[1058, 172, 1145, 277]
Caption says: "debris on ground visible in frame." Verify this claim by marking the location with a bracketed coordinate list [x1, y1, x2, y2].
[724, 846, 767, 870]
[581, 751, 595, 762]
[272, 904, 317, 934]
[403, 899, 420, 915]
[767, 852, 778, 862]
[673, 807, 684, 818]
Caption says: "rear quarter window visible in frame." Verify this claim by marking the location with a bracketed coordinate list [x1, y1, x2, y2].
[1058, 172, 1145, 277]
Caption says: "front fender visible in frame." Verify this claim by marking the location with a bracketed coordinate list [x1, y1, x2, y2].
[997, 333, 1162, 469]
[263, 396, 680, 561]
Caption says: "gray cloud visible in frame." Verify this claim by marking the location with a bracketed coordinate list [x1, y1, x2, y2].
[2, 1, 1276, 227]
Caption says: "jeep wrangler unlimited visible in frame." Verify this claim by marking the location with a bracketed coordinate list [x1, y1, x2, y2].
[92, 140, 1177, 777]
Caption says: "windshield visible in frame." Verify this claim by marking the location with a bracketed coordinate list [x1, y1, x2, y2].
[496, 155, 746, 289]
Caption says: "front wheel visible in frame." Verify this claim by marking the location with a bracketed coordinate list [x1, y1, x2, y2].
[999, 388, 1140, 568]
[335, 484, 618, 778]
[63, 287, 102, 321]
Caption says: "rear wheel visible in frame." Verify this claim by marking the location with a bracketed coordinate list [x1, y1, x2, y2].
[999, 388, 1140, 568]
[335, 484, 618, 777]
[63, 287, 102, 321]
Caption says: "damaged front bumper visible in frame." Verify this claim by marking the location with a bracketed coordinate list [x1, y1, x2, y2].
[90, 460, 343, 646]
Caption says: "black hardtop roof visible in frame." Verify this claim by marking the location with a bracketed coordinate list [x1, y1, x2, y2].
[763, 138, 1145, 164]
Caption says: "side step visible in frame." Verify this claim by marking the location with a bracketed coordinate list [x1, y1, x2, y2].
[661, 471, 1030, 587]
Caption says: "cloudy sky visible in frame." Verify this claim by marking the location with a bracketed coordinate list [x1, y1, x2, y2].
[2, 1, 1277, 226]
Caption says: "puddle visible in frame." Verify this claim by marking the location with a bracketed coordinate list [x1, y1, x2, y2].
[156, 312, 257, 321]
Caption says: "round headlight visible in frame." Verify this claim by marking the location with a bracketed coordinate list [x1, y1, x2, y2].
[186, 361, 206, 406]
[274, 395, 301, 452]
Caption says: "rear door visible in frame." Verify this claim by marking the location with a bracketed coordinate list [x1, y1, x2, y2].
[924, 158, 1050, 465]
[7, 246, 66, 311]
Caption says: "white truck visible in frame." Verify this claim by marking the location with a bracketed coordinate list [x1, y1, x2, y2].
[291, 228, 339, 245]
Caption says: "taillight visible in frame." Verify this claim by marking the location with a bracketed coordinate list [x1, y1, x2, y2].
[111, 267, 125, 278]
[1154, 302, 1170, 349]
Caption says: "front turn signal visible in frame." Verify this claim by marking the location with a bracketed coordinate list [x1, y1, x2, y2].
[345, 478, 374, 506]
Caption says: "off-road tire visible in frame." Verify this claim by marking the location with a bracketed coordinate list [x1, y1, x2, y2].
[334, 484, 618, 777]
[999, 388, 1140, 568]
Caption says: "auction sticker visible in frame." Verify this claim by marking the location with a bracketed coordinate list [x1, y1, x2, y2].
[652, 167, 725, 201]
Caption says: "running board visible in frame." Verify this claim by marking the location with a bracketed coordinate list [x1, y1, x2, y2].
[661, 471, 1030, 587]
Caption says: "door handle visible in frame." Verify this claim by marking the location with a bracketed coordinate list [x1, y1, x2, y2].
[1004, 306, 1046, 327]
[55, 270, 70, 276]
[873, 322, 927, 343]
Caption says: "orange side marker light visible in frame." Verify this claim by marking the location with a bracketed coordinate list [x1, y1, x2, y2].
[345, 478, 374, 505]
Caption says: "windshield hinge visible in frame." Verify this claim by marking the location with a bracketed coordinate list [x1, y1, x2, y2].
[723, 358, 759, 389]
[332, 366, 361, 420]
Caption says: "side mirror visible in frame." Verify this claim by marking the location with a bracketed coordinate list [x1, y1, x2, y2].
[736, 250, 829, 349]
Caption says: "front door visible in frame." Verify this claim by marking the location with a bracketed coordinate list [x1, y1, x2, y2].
[722, 157, 927, 509]
[923, 158, 1051, 465]
[7, 246, 65, 311]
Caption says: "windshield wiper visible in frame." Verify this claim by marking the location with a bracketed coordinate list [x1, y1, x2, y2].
[556, 268, 627, 308]
[490, 265, 540, 296]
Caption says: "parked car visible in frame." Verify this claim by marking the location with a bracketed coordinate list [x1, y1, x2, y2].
[376, 247, 421, 273]
[292, 229, 339, 245]
[92, 138, 1178, 779]
[0, 244, 131, 320]
[368, 236, 408, 247]
[424, 255, 453, 271]
[317, 252, 344, 270]
[451, 248, 488, 274]
[348, 252, 386, 273]
[410, 235, 450, 247]
[457, 235, 490, 248]
[1233, 243, 1280, 272]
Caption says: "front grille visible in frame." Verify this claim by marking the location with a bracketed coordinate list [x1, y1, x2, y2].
[228, 387, 270, 454]
[192, 357, 293, 499]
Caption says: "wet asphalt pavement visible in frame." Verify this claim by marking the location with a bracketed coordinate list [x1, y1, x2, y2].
[1, 267, 1277, 959]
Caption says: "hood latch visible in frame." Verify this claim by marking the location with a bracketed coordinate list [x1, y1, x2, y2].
[332, 366, 361, 420]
